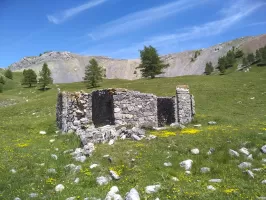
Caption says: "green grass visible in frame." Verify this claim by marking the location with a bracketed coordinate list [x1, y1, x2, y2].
[0, 67, 266, 199]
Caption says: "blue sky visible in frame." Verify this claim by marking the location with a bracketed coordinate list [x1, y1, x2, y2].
[0, 0, 266, 67]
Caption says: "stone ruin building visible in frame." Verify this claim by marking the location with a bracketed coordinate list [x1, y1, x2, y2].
[56, 86, 195, 134]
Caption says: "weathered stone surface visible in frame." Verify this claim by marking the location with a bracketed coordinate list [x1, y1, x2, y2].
[229, 149, 240, 157]
[209, 179, 222, 183]
[96, 176, 111, 186]
[261, 145, 266, 153]
[238, 162, 252, 169]
[145, 185, 161, 194]
[191, 148, 200, 155]
[207, 185, 216, 191]
[125, 188, 140, 200]
[180, 159, 193, 170]
[239, 147, 250, 156]
[201, 167, 210, 173]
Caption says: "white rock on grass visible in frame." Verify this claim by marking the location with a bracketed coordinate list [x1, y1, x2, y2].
[239, 147, 250, 156]
[262, 180, 266, 184]
[55, 184, 65, 192]
[191, 148, 200, 155]
[47, 168, 57, 174]
[64, 164, 82, 173]
[39, 131, 46, 135]
[74, 155, 87, 163]
[66, 197, 76, 200]
[261, 145, 266, 153]
[51, 154, 58, 160]
[171, 177, 179, 182]
[194, 124, 202, 128]
[201, 167, 211, 173]
[14, 197, 21, 200]
[125, 188, 140, 200]
[145, 185, 161, 194]
[10, 169, 17, 174]
[84, 143, 95, 156]
[262, 158, 266, 163]
[209, 179, 222, 183]
[108, 139, 115, 145]
[29, 193, 38, 198]
[246, 170, 255, 178]
[155, 198, 160, 200]
[131, 134, 141, 141]
[247, 154, 253, 160]
[253, 168, 263, 172]
[103, 155, 109, 158]
[74, 178, 80, 184]
[208, 121, 217, 125]
[229, 149, 240, 157]
[164, 162, 172, 167]
[185, 171, 191, 175]
[207, 185, 216, 191]
[146, 135, 157, 140]
[207, 148, 215, 155]
[96, 176, 111, 186]
[105, 186, 123, 200]
[238, 162, 252, 169]
[90, 164, 99, 169]
[180, 159, 193, 170]
[110, 170, 120, 180]
[49, 139, 55, 143]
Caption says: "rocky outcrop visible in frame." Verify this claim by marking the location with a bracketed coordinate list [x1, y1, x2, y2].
[9, 34, 266, 83]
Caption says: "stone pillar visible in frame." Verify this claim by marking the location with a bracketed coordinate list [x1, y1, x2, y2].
[176, 85, 195, 124]
[56, 92, 69, 132]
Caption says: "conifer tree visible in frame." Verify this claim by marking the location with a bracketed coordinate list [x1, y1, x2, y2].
[38, 63, 53, 90]
[205, 62, 214, 75]
[0, 76, 5, 85]
[4, 69, 13, 80]
[137, 45, 169, 78]
[22, 69, 37, 87]
[83, 58, 103, 88]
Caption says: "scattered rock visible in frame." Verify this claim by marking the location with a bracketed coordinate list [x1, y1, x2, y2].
[146, 135, 157, 140]
[90, 164, 99, 169]
[209, 179, 222, 183]
[105, 186, 123, 200]
[238, 162, 252, 169]
[229, 149, 240, 157]
[207, 185, 216, 191]
[110, 170, 120, 180]
[84, 143, 95, 156]
[257, 197, 266, 200]
[261, 145, 266, 153]
[185, 171, 191, 175]
[247, 154, 253, 160]
[103, 155, 109, 158]
[131, 134, 141, 141]
[239, 147, 250, 156]
[64, 164, 82, 173]
[29, 193, 38, 198]
[66, 197, 76, 200]
[51, 154, 58, 160]
[74, 178, 80, 184]
[194, 124, 202, 128]
[171, 177, 179, 182]
[47, 168, 57, 174]
[164, 162, 172, 167]
[262, 158, 266, 163]
[96, 176, 111, 186]
[125, 188, 140, 200]
[14, 197, 21, 200]
[201, 167, 211, 173]
[55, 184, 65, 192]
[252, 168, 263, 172]
[49, 139, 55, 143]
[191, 148, 200, 155]
[246, 170, 254, 178]
[208, 121, 217, 125]
[39, 131, 46, 135]
[145, 185, 161, 194]
[108, 139, 115, 145]
[74, 155, 86, 163]
[262, 180, 266, 184]
[10, 169, 16, 174]
[180, 159, 193, 170]
[207, 148, 215, 155]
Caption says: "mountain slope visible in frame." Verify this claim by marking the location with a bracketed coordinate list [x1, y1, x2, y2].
[9, 34, 266, 83]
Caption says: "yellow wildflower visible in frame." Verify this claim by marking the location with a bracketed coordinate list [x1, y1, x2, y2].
[17, 143, 29, 148]
[224, 188, 238, 194]
[181, 128, 201, 135]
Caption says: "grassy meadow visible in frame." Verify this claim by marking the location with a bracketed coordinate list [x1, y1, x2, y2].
[0, 66, 266, 199]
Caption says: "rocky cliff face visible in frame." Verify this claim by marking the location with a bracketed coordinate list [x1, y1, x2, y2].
[9, 34, 266, 83]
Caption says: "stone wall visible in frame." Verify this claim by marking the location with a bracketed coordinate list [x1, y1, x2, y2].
[113, 91, 158, 127]
[56, 87, 195, 134]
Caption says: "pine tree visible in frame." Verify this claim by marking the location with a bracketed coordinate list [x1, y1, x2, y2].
[22, 69, 37, 87]
[225, 50, 235, 68]
[247, 53, 255, 64]
[4, 69, 13, 80]
[0, 76, 5, 85]
[205, 62, 214, 75]
[218, 57, 227, 74]
[83, 58, 103, 88]
[38, 63, 53, 90]
[235, 49, 244, 58]
[137, 45, 169, 78]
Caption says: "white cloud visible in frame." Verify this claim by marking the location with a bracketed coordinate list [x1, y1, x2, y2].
[108, 0, 265, 57]
[88, 0, 209, 39]
[47, 0, 108, 24]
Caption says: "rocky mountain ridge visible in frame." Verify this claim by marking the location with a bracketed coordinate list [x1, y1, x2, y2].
[9, 34, 266, 83]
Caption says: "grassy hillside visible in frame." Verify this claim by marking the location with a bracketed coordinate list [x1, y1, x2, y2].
[0, 67, 266, 199]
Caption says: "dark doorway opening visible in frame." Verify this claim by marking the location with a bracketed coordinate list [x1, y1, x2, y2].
[157, 97, 176, 127]
[92, 90, 115, 127]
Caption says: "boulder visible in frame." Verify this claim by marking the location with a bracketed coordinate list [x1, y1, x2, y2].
[180, 159, 193, 170]
[125, 188, 140, 200]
